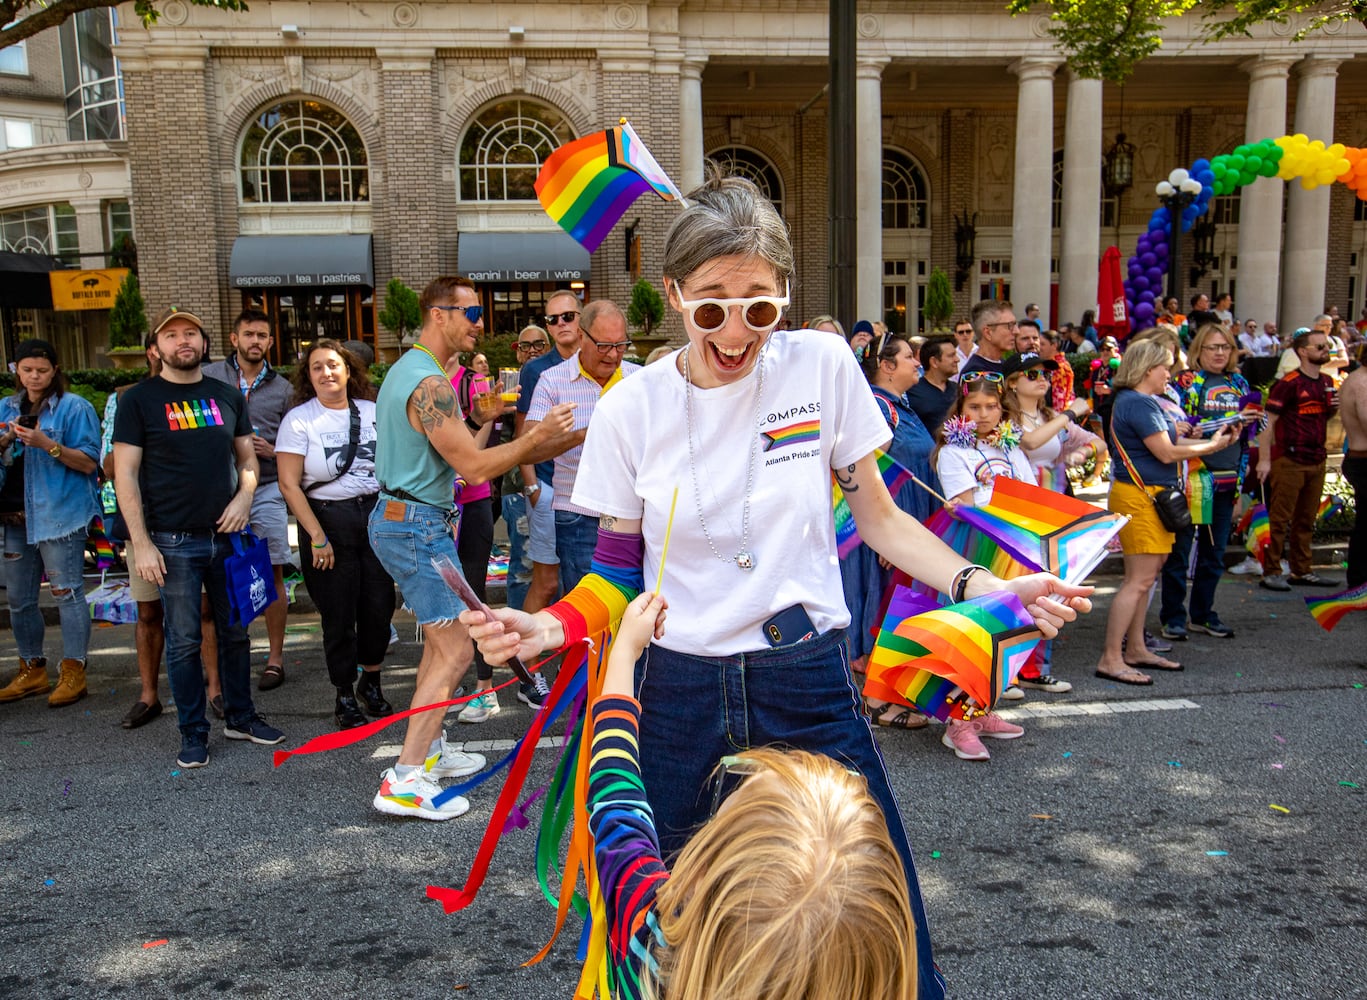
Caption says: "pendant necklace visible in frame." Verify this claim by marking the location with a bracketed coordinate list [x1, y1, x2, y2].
[683, 344, 765, 571]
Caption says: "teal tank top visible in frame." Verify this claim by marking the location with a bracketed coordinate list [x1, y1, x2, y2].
[373, 347, 456, 510]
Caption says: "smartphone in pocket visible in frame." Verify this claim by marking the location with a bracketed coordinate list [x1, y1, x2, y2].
[762, 604, 816, 648]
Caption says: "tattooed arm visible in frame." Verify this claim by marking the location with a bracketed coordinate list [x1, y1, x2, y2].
[408, 375, 577, 486]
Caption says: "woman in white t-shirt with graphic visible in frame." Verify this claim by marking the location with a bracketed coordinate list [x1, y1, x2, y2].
[276, 341, 396, 731]
[462, 173, 1092, 1000]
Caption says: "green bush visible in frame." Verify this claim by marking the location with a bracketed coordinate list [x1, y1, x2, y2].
[66, 382, 109, 418]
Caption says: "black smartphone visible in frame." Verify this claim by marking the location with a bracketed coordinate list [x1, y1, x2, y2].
[762, 604, 816, 648]
[16, 414, 37, 429]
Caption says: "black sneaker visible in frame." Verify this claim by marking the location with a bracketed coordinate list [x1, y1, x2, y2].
[356, 673, 394, 717]
[1189, 619, 1235, 638]
[518, 673, 551, 710]
[335, 694, 367, 730]
[176, 739, 209, 769]
[224, 715, 286, 746]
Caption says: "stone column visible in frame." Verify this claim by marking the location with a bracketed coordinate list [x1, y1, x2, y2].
[70, 199, 106, 267]
[1280, 56, 1345, 329]
[1058, 71, 1102, 329]
[856, 58, 888, 325]
[1235, 56, 1295, 330]
[1009, 57, 1060, 314]
[678, 57, 707, 195]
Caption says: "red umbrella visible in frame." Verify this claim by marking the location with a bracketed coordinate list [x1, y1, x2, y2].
[1096, 245, 1130, 341]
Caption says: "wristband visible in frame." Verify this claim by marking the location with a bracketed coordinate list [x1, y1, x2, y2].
[311, 537, 329, 549]
[951, 564, 988, 604]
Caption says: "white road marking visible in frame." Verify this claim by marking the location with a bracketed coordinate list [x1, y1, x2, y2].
[995, 697, 1199, 720]
[369, 735, 566, 759]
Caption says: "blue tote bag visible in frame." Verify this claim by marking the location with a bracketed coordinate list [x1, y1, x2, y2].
[224, 530, 277, 627]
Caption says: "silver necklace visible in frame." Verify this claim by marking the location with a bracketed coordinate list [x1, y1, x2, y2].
[683, 344, 766, 571]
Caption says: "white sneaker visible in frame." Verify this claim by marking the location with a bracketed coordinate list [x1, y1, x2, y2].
[999, 684, 1026, 701]
[424, 730, 487, 778]
[1016, 674, 1073, 693]
[1228, 555, 1262, 575]
[373, 767, 469, 820]
[457, 691, 500, 724]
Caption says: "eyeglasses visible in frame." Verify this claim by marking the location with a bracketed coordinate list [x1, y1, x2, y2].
[1021, 368, 1051, 382]
[582, 330, 634, 355]
[516, 340, 547, 353]
[954, 328, 973, 336]
[432, 304, 484, 324]
[961, 371, 1004, 394]
[983, 320, 1019, 331]
[1203, 343, 1233, 352]
[545, 310, 580, 326]
[674, 282, 790, 333]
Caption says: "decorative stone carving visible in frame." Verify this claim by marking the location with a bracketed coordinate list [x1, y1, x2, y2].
[162, 0, 189, 26]
[393, 3, 418, 28]
[1031, 15, 1051, 38]
[611, 4, 637, 29]
[509, 53, 526, 91]
[285, 54, 304, 92]
[78, 170, 93, 189]
[857, 14, 881, 38]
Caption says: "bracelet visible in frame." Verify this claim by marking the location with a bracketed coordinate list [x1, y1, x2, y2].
[951, 563, 989, 604]
[311, 537, 329, 549]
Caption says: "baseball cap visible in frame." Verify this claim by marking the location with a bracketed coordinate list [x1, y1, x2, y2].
[1002, 351, 1058, 377]
[151, 305, 205, 338]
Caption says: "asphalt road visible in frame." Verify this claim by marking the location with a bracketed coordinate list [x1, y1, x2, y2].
[1, 566, 1364, 1000]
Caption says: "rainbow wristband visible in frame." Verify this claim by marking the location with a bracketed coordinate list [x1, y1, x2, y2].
[311, 538, 329, 549]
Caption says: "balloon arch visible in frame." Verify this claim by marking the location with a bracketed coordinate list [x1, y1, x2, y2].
[1124, 134, 1367, 333]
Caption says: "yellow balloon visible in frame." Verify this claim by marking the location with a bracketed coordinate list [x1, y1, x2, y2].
[1328, 143, 1345, 158]
[1300, 177, 1318, 190]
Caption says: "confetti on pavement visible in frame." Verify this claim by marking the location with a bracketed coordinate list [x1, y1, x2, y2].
[1269, 804, 1290, 814]
[142, 939, 168, 949]
[1205, 851, 1229, 857]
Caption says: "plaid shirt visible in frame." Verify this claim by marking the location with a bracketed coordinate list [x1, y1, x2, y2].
[1265, 370, 1337, 466]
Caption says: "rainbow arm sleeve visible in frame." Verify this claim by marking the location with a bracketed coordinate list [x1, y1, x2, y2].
[545, 528, 644, 646]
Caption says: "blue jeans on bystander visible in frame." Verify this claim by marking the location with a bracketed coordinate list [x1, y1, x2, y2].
[501, 492, 532, 613]
[554, 509, 597, 595]
[2, 526, 89, 662]
[1160, 487, 1236, 628]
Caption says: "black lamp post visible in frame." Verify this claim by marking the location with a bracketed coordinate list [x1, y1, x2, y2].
[1189, 216, 1217, 287]
[954, 210, 977, 292]
[1155, 173, 1203, 306]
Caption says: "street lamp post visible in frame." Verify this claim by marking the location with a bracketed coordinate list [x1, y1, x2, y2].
[1154, 173, 1204, 308]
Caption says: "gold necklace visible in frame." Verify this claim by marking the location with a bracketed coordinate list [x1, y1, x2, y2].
[410, 343, 446, 373]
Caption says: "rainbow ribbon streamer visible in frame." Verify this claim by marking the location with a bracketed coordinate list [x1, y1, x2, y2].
[864, 588, 1042, 720]
[834, 450, 915, 558]
[950, 477, 1127, 584]
[1240, 503, 1271, 558]
[1304, 582, 1367, 632]
[535, 121, 687, 252]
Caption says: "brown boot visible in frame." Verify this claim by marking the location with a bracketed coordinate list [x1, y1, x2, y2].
[0, 657, 51, 702]
[48, 659, 87, 708]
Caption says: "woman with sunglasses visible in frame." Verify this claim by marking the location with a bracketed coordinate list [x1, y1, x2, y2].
[842, 333, 940, 730]
[462, 172, 1092, 1000]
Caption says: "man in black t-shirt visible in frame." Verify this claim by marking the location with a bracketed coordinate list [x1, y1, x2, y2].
[906, 336, 958, 434]
[113, 307, 286, 769]
[957, 299, 1017, 381]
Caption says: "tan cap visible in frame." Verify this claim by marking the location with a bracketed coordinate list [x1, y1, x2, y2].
[151, 305, 205, 337]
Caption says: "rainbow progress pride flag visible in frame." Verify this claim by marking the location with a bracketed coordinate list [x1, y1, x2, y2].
[1240, 503, 1270, 558]
[833, 450, 915, 558]
[1304, 582, 1367, 632]
[863, 587, 1042, 720]
[535, 121, 687, 252]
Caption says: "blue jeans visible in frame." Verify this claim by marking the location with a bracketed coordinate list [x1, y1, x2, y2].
[154, 531, 254, 741]
[2, 526, 90, 662]
[554, 510, 597, 595]
[367, 500, 467, 625]
[1160, 488, 1236, 627]
[501, 492, 532, 612]
[633, 629, 946, 1000]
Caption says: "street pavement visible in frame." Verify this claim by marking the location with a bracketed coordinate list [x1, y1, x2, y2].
[1, 564, 1364, 1000]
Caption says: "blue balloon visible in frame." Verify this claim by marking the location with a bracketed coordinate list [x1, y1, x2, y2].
[1192, 158, 1211, 172]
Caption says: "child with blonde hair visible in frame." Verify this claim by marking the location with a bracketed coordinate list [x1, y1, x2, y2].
[588, 591, 919, 1000]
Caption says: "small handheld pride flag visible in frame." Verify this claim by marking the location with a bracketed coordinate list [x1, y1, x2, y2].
[1304, 582, 1367, 632]
[833, 450, 914, 558]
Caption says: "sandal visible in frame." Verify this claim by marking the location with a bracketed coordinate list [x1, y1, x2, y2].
[258, 663, 285, 691]
[1095, 666, 1153, 686]
[1123, 655, 1183, 672]
[870, 702, 930, 730]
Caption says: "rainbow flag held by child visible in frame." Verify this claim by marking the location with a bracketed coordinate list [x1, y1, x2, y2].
[1241, 503, 1271, 559]
[833, 450, 915, 558]
[1304, 582, 1367, 632]
[864, 587, 1042, 720]
[535, 121, 687, 252]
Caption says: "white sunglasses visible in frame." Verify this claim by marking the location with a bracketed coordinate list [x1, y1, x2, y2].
[673, 281, 790, 333]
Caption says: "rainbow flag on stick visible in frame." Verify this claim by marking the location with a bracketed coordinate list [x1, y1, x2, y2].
[833, 450, 915, 558]
[535, 121, 687, 252]
[1317, 496, 1344, 525]
[1241, 503, 1271, 558]
[864, 588, 1042, 720]
[1304, 582, 1367, 632]
[952, 477, 1127, 584]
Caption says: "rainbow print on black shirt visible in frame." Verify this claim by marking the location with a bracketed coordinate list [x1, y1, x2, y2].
[760, 418, 820, 452]
[165, 399, 226, 430]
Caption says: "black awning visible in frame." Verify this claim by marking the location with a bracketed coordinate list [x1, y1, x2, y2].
[458, 231, 590, 283]
[229, 235, 374, 289]
[0, 251, 64, 309]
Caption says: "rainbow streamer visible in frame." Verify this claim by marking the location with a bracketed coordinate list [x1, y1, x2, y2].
[1241, 503, 1271, 558]
[1304, 582, 1367, 632]
[535, 121, 686, 252]
[1187, 462, 1214, 525]
[863, 588, 1042, 720]
[951, 477, 1127, 584]
[834, 450, 915, 558]
[910, 509, 1034, 605]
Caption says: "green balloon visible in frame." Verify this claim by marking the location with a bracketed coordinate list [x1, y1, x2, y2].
[1260, 160, 1278, 178]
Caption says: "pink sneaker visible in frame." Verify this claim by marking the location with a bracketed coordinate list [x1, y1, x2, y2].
[974, 713, 1025, 740]
[942, 719, 990, 761]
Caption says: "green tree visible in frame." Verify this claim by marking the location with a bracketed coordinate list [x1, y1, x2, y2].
[1004, 1, 1365, 82]
[923, 268, 955, 332]
[626, 278, 665, 336]
[108, 272, 148, 350]
[378, 278, 421, 345]
[2, 0, 249, 49]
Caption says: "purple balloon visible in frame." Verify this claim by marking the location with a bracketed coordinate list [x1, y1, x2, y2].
[1132, 276, 1149, 292]
[1153, 243, 1169, 260]
[1134, 302, 1155, 321]
[1138, 290, 1156, 304]
[1140, 252, 1157, 268]
[1146, 267, 1165, 286]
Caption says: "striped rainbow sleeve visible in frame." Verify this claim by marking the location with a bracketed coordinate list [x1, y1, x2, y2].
[545, 528, 643, 645]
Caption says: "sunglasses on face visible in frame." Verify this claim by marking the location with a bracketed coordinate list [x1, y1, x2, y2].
[433, 304, 484, 324]
[961, 371, 1004, 394]
[545, 310, 580, 326]
[582, 330, 634, 355]
[674, 282, 790, 333]
[1021, 368, 1050, 382]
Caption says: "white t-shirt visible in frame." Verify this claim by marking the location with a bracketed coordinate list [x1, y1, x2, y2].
[936, 439, 1036, 507]
[274, 397, 380, 501]
[572, 329, 889, 656]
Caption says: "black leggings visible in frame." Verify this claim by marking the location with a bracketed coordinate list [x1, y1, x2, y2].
[300, 494, 396, 689]
[457, 496, 495, 682]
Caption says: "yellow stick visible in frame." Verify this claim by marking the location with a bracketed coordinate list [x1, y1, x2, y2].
[655, 486, 679, 594]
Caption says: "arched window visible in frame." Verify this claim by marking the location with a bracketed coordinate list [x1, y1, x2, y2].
[1051, 150, 1118, 228]
[239, 99, 369, 204]
[707, 146, 784, 216]
[459, 99, 576, 201]
[882, 149, 928, 230]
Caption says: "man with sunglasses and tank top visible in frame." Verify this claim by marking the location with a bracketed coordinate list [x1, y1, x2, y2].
[525, 299, 640, 598]
[956, 300, 1019, 381]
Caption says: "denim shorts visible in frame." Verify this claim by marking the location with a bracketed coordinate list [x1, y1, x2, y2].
[526, 480, 558, 565]
[367, 498, 467, 625]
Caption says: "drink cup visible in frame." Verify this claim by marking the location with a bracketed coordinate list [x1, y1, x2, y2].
[499, 368, 519, 402]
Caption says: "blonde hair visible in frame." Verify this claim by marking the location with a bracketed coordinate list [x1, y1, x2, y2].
[1112, 338, 1172, 390]
[1187, 324, 1239, 374]
[645, 747, 917, 1000]
[807, 314, 846, 338]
